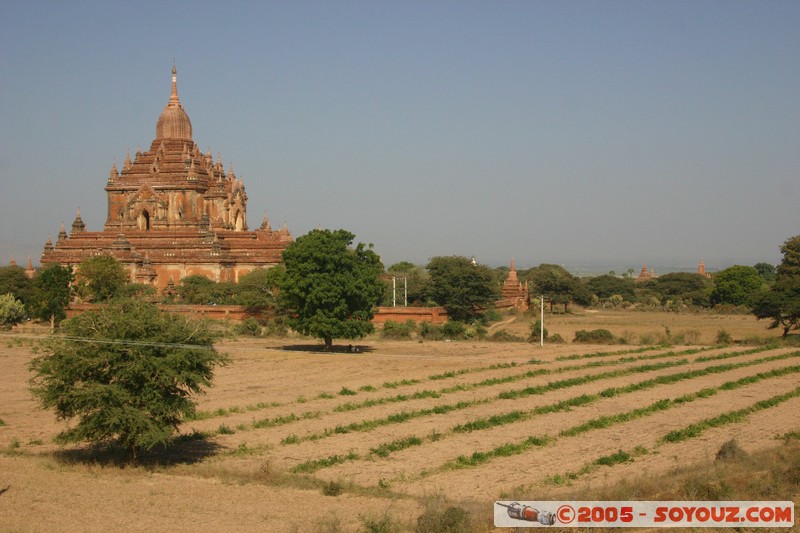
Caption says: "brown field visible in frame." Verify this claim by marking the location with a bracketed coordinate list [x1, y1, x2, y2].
[1, 309, 798, 532]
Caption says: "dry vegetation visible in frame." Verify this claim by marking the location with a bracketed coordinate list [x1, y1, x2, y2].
[1, 309, 798, 532]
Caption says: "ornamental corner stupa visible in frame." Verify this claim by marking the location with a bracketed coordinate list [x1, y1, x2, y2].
[41, 66, 292, 289]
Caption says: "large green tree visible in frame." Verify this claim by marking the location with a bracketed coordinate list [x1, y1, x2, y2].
[29, 299, 227, 462]
[709, 265, 765, 307]
[751, 235, 800, 338]
[754, 262, 776, 284]
[0, 265, 35, 309]
[74, 255, 129, 302]
[278, 229, 384, 351]
[524, 264, 589, 311]
[425, 256, 499, 322]
[233, 267, 284, 309]
[586, 274, 636, 302]
[650, 272, 712, 307]
[384, 261, 429, 306]
[176, 275, 217, 304]
[30, 264, 73, 329]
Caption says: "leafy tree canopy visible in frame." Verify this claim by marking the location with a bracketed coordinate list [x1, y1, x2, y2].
[425, 256, 499, 322]
[0, 266, 35, 308]
[650, 272, 712, 306]
[709, 265, 765, 307]
[30, 264, 73, 328]
[754, 262, 776, 283]
[29, 299, 227, 462]
[177, 275, 217, 304]
[74, 255, 129, 302]
[278, 229, 384, 350]
[0, 293, 26, 329]
[387, 261, 416, 273]
[385, 262, 429, 306]
[234, 267, 284, 309]
[752, 235, 800, 338]
[586, 274, 636, 301]
[524, 264, 590, 310]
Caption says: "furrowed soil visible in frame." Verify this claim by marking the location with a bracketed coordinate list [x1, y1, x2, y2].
[1, 310, 798, 532]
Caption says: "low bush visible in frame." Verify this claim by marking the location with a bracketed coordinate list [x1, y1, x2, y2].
[573, 329, 616, 344]
[441, 320, 466, 339]
[528, 319, 548, 343]
[359, 510, 401, 533]
[419, 322, 444, 340]
[716, 439, 748, 462]
[322, 480, 345, 496]
[263, 317, 289, 337]
[416, 495, 472, 533]
[381, 320, 417, 339]
[463, 324, 486, 339]
[489, 329, 524, 342]
[233, 317, 262, 337]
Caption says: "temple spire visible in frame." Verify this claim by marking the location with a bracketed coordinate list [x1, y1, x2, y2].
[170, 64, 180, 104]
[156, 64, 192, 140]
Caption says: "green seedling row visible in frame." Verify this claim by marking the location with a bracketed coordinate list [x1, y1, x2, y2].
[662, 385, 800, 443]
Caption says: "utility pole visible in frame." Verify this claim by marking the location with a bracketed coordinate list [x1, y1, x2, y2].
[540, 295, 545, 347]
[392, 277, 407, 307]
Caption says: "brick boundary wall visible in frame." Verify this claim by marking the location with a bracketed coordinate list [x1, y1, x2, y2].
[372, 306, 448, 324]
[65, 303, 267, 321]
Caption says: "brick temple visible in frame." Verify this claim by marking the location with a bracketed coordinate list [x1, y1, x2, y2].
[41, 66, 292, 290]
[499, 257, 529, 310]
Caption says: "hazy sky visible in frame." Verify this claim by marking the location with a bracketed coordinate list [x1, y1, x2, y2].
[1, 1, 798, 272]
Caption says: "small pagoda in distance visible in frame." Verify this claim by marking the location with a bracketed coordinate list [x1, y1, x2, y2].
[499, 257, 529, 310]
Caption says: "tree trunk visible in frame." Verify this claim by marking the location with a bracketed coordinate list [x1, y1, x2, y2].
[49, 313, 55, 332]
[128, 443, 137, 465]
[324, 336, 333, 351]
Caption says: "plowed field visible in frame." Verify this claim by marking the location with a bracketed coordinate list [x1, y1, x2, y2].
[1, 311, 798, 532]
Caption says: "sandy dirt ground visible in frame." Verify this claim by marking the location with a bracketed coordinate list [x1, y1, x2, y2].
[0, 310, 797, 532]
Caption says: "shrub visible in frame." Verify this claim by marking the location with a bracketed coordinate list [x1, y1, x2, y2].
[359, 510, 401, 533]
[715, 439, 748, 462]
[419, 322, 444, 340]
[322, 480, 345, 496]
[716, 329, 733, 345]
[681, 329, 702, 344]
[441, 320, 466, 339]
[573, 329, 616, 344]
[381, 320, 416, 339]
[463, 324, 486, 339]
[263, 317, 289, 337]
[234, 317, 262, 337]
[489, 329, 524, 342]
[0, 293, 26, 330]
[416, 498, 472, 533]
[528, 319, 548, 343]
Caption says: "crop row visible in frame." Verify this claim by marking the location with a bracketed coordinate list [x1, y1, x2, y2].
[187, 345, 725, 422]
[281, 351, 793, 444]
[438, 365, 800, 473]
[188, 346, 745, 438]
[286, 353, 799, 473]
